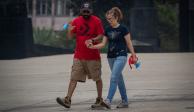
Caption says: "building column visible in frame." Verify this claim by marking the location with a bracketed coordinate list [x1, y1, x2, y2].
[32, 0, 36, 28]
[51, 0, 55, 30]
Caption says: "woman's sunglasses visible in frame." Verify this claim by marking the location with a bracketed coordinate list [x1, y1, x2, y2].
[106, 17, 115, 22]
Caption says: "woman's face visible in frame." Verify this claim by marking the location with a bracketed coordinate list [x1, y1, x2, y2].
[106, 14, 118, 27]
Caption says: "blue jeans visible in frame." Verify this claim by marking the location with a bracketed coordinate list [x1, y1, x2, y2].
[106, 56, 128, 103]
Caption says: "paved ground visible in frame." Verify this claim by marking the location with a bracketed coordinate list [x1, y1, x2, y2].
[0, 53, 194, 112]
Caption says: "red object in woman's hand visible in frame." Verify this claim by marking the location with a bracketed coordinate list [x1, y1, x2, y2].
[128, 55, 138, 69]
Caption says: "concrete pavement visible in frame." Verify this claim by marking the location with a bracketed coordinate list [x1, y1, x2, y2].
[0, 53, 194, 112]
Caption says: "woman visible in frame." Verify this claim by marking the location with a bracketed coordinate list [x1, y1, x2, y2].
[86, 7, 137, 109]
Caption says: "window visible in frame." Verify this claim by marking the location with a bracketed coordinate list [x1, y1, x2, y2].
[26, 0, 72, 16]
[55, 0, 70, 16]
[36, 0, 51, 16]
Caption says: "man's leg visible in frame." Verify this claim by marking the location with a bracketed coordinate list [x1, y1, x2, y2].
[92, 78, 110, 109]
[96, 79, 102, 98]
[87, 60, 110, 109]
[56, 80, 77, 108]
[66, 80, 77, 99]
[56, 59, 85, 108]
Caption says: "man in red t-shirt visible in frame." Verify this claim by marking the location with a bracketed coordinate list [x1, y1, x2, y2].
[56, 2, 109, 109]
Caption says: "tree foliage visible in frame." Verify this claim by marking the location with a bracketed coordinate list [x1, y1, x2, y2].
[154, 0, 179, 51]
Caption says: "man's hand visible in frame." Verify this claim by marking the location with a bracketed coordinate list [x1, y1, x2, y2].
[85, 39, 93, 48]
[67, 22, 75, 33]
[66, 21, 76, 39]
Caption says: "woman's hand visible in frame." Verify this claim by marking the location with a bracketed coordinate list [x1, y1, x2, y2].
[131, 54, 138, 63]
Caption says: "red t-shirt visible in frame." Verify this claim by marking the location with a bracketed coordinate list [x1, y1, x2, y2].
[71, 15, 104, 60]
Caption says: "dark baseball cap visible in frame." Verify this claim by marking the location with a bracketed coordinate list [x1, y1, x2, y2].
[80, 2, 92, 11]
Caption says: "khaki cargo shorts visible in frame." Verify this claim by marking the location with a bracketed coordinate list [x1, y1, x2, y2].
[71, 59, 102, 82]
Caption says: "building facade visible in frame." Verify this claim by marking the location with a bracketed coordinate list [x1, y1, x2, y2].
[26, 0, 74, 30]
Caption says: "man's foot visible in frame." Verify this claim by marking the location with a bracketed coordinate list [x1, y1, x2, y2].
[116, 100, 128, 108]
[91, 97, 111, 109]
[56, 96, 71, 108]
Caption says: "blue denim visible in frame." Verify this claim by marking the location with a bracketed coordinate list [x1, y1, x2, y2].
[106, 56, 128, 103]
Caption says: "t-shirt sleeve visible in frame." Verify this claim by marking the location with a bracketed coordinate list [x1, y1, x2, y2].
[123, 26, 130, 36]
[96, 19, 104, 35]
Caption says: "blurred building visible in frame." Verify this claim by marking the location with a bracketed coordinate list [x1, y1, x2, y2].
[26, 0, 74, 30]
[0, 0, 34, 59]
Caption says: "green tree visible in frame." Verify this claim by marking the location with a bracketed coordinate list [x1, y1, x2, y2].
[155, 0, 179, 51]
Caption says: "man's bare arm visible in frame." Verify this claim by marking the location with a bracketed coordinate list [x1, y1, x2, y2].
[66, 23, 76, 40]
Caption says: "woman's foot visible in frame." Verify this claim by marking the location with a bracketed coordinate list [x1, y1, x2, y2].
[103, 99, 111, 109]
[116, 100, 128, 108]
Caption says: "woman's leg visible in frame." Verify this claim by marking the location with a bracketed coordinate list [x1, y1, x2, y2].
[118, 74, 128, 103]
[107, 56, 127, 102]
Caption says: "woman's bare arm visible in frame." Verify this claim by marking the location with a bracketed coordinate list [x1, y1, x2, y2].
[88, 36, 108, 49]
